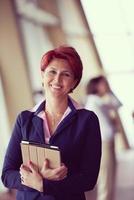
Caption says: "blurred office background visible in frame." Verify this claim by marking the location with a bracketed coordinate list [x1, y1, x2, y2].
[0, 0, 134, 199]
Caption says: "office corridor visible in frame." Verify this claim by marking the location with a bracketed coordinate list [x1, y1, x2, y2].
[85, 149, 134, 200]
[0, 149, 134, 200]
[114, 149, 134, 200]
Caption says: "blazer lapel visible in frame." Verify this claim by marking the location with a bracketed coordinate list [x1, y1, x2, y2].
[50, 111, 77, 141]
[50, 98, 78, 139]
[32, 116, 45, 143]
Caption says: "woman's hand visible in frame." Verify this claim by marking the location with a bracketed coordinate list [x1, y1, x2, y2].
[41, 159, 68, 181]
[20, 161, 43, 192]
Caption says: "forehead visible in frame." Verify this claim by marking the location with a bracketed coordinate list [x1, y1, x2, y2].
[47, 58, 72, 71]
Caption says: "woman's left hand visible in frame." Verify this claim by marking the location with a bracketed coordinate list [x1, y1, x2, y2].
[20, 161, 43, 192]
[41, 159, 68, 181]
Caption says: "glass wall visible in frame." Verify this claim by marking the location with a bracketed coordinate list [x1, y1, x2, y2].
[81, 0, 134, 146]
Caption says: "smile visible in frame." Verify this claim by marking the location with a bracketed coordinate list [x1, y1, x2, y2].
[51, 85, 62, 89]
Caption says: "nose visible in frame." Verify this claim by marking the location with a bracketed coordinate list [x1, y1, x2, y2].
[54, 73, 61, 83]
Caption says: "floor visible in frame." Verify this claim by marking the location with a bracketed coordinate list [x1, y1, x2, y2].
[85, 149, 134, 200]
[114, 149, 134, 200]
[0, 150, 134, 200]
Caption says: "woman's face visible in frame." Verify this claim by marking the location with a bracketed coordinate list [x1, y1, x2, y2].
[42, 58, 77, 98]
[97, 80, 109, 96]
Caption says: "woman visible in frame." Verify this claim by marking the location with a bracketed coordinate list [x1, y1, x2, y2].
[1, 46, 101, 200]
[85, 76, 122, 200]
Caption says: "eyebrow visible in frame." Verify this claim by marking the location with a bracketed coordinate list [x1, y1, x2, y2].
[48, 67, 72, 73]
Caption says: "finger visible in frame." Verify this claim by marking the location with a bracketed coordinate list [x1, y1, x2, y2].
[21, 178, 26, 185]
[28, 164, 35, 173]
[20, 164, 31, 173]
[60, 165, 68, 171]
[61, 163, 66, 167]
[44, 159, 49, 167]
[20, 170, 28, 180]
[28, 161, 38, 172]
[21, 175, 24, 181]
[57, 165, 68, 174]
[20, 164, 25, 171]
[54, 173, 67, 181]
[20, 167, 26, 174]
[61, 169, 68, 176]
[21, 179, 24, 184]
[53, 167, 62, 175]
[42, 159, 49, 170]
[52, 168, 66, 178]
[60, 174, 67, 180]
[19, 171, 23, 177]
[20, 164, 23, 169]
[61, 163, 68, 171]
[57, 169, 68, 179]
[20, 174, 25, 184]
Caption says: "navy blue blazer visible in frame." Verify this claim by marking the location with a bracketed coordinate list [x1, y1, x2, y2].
[1, 99, 101, 200]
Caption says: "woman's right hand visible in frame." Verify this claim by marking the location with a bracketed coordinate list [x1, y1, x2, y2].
[41, 159, 68, 181]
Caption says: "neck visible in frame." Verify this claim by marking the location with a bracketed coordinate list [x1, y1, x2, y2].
[45, 95, 68, 116]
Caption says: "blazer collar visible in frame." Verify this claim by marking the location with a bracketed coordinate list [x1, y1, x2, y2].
[34, 96, 77, 115]
[32, 97, 78, 143]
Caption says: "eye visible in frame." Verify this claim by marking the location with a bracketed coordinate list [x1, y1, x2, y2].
[62, 72, 72, 77]
[49, 70, 57, 75]
[63, 73, 70, 77]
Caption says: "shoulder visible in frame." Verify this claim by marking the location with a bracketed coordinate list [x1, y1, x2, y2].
[69, 96, 99, 120]
[19, 110, 34, 118]
[76, 108, 99, 121]
[16, 110, 34, 126]
[85, 94, 101, 107]
[17, 100, 45, 122]
[86, 94, 99, 101]
[75, 109, 101, 138]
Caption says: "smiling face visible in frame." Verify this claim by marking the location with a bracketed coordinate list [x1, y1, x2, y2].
[42, 58, 77, 98]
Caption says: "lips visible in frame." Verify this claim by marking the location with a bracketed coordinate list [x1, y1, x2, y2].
[51, 84, 62, 89]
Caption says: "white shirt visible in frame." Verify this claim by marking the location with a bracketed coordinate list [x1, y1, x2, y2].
[85, 93, 121, 141]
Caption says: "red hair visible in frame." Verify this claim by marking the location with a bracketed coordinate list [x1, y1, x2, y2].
[40, 45, 83, 89]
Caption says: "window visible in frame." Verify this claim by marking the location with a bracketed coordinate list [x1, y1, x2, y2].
[81, 0, 134, 146]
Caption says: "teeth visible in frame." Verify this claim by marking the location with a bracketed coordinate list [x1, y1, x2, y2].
[52, 85, 61, 89]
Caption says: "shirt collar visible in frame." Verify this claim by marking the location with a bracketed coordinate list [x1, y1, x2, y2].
[31, 96, 83, 116]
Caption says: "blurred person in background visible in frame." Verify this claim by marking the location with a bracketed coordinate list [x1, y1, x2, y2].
[1, 46, 101, 200]
[85, 76, 122, 200]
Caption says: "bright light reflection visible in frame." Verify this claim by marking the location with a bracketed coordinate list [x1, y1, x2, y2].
[81, 0, 134, 146]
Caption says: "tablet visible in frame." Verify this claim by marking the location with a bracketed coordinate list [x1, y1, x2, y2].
[20, 141, 61, 170]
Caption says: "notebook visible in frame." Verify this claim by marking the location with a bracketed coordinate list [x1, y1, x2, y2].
[20, 141, 61, 170]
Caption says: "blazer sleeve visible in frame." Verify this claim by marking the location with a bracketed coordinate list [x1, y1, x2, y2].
[43, 112, 102, 195]
[1, 113, 24, 190]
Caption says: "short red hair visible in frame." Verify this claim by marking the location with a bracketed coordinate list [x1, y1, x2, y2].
[40, 45, 83, 89]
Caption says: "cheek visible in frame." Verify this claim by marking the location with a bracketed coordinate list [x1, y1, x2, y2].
[43, 75, 51, 83]
[42, 78, 50, 88]
[69, 79, 76, 88]
[65, 81, 75, 89]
